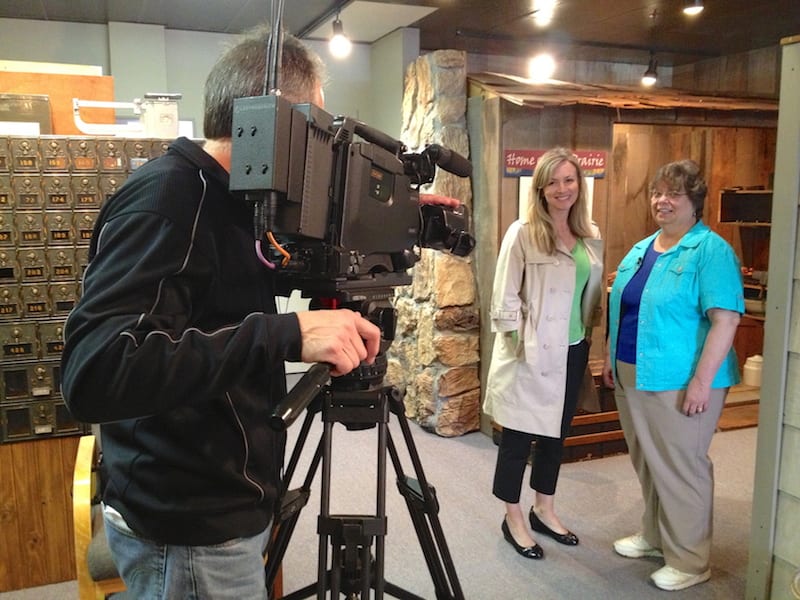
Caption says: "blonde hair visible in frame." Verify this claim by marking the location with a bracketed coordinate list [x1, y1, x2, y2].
[526, 147, 593, 254]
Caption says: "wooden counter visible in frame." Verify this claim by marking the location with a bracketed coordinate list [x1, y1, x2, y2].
[0, 436, 80, 592]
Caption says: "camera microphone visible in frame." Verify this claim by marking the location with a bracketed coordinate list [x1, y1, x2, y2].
[424, 144, 472, 178]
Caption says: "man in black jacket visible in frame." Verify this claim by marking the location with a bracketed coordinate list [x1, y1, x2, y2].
[61, 29, 380, 599]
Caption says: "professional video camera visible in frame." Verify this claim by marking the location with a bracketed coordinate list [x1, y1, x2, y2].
[228, 94, 474, 299]
[227, 19, 472, 597]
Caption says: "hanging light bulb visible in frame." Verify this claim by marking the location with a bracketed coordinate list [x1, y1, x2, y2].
[329, 15, 352, 59]
[641, 53, 658, 86]
[683, 0, 704, 16]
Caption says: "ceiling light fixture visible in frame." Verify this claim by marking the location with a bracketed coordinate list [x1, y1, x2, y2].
[528, 52, 556, 82]
[683, 0, 704, 16]
[329, 14, 352, 59]
[533, 0, 557, 28]
[641, 53, 658, 86]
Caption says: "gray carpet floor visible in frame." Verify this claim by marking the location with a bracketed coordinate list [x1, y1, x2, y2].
[1, 420, 756, 599]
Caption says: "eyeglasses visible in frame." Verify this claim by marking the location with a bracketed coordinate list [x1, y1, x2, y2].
[651, 190, 688, 200]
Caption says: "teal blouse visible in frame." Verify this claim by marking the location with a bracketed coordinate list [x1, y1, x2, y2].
[608, 221, 744, 391]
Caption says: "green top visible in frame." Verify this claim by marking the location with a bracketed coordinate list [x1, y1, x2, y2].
[569, 239, 590, 344]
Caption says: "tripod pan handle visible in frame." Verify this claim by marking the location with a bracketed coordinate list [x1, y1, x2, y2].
[269, 363, 331, 431]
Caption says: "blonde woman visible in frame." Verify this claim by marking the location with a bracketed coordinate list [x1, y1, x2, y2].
[484, 147, 604, 559]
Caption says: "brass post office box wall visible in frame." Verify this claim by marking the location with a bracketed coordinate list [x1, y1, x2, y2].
[0, 359, 59, 404]
[16, 211, 46, 246]
[71, 174, 101, 209]
[12, 174, 44, 210]
[151, 139, 170, 158]
[37, 319, 65, 358]
[0, 284, 21, 318]
[0, 134, 175, 443]
[42, 174, 73, 209]
[40, 137, 70, 173]
[0, 137, 9, 173]
[0, 321, 37, 361]
[44, 211, 76, 246]
[73, 210, 96, 243]
[67, 138, 98, 172]
[47, 247, 77, 281]
[97, 138, 128, 172]
[0, 249, 20, 283]
[49, 282, 78, 315]
[74, 245, 89, 276]
[125, 139, 152, 171]
[99, 173, 127, 201]
[0, 211, 13, 246]
[19, 283, 51, 317]
[0, 175, 11, 209]
[9, 138, 40, 173]
[18, 247, 47, 282]
[1, 399, 81, 441]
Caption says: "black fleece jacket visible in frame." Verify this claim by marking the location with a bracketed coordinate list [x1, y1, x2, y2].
[61, 137, 301, 545]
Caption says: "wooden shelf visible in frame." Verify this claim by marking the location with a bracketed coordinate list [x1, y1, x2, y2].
[719, 189, 772, 224]
[743, 313, 766, 322]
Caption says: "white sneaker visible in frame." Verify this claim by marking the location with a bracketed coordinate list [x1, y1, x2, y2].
[613, 533, 663, 558]
[650, 565, 711, 591]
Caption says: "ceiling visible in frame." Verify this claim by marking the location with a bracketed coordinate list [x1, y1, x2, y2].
[1, 0, 799, 67]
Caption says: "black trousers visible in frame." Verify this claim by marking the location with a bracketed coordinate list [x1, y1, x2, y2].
[492, 339, 589, 501]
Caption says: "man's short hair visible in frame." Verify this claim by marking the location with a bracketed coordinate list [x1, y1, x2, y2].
[203, 26, 326, 139]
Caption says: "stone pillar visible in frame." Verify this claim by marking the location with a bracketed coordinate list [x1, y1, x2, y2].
[385, 50, 480, 437]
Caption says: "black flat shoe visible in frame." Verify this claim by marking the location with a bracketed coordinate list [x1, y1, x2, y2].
[529, 508, 579, 546]
[502, 519, 544, 559]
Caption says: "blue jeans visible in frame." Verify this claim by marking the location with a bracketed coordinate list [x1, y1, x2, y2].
[104, 511, 270, 599]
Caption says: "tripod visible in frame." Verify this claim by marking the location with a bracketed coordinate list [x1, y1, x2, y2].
[264, 299, 464, 600]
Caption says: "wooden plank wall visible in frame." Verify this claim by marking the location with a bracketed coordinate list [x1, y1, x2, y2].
[672, 46, 781, 98]
[0, 436, 80, 591]
[607, 124, 777, 273]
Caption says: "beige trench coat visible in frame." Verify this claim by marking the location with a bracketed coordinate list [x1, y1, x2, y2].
[483, 219, 604, 438]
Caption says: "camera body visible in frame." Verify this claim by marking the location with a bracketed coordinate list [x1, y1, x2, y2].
[229, 94, 473, 298]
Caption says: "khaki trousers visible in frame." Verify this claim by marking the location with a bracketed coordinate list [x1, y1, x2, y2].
[614, 361, 727, 574]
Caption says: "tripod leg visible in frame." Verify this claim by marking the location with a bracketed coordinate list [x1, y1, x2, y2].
[268, 379, 463, 599]
[374, 414, 387, 599]
[264, 406, 328, 598]
[385, 391, 465, 600]
[317, 418, 335, 599]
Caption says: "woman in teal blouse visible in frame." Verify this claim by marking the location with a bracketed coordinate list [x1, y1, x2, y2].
[602, 159, 743, 592]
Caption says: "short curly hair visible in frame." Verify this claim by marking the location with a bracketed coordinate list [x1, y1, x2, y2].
[650, 159, 708, 219]
[203, 26, 326, 139]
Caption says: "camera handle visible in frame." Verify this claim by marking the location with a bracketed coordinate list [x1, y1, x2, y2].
[264, 305, 464, 600]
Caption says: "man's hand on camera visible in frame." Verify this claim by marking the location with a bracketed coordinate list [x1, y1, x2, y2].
[419, 193, 461, 209]
[297, 310, 381, 377]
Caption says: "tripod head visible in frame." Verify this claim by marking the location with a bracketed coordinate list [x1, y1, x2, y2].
[269, 281, 403, 431]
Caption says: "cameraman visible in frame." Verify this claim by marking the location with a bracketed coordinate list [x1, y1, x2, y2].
[61, 28, 382, 599]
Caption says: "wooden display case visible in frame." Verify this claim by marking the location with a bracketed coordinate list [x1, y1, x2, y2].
[719, 190, 772, 373]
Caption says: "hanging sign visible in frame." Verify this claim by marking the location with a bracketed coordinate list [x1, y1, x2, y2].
[504, 149, 607, 178]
